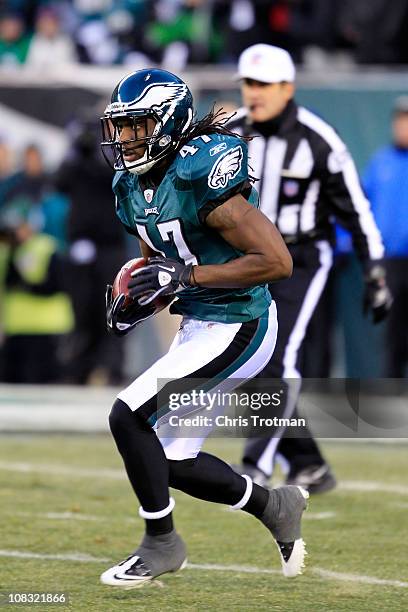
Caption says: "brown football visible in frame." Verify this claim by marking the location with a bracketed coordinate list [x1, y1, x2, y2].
[112, 257, 173, 313]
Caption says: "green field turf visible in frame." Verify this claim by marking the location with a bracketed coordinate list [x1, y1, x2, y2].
[0, 435, 407, 612]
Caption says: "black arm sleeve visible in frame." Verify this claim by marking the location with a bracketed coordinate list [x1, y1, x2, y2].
[321, 146, 384, 263]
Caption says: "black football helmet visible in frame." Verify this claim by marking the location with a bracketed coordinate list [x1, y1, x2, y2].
[101, 68, 194, 174]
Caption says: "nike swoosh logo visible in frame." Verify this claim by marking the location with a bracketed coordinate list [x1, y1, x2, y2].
[113, 573, 149, 581]
[158, 265, 175, 273]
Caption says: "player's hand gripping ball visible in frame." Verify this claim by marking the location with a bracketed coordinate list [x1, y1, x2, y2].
[106, 258, 171, 336]
[127, 256, 193, 306]
[112, 257, 146, 307]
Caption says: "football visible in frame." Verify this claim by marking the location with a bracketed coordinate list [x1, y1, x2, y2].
[112, 257, 146, 308]
[111, 257, 173, 312]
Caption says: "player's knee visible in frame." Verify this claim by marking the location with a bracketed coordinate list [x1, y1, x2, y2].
[109, 397, 152, 441]
[109, 397, 141, 440]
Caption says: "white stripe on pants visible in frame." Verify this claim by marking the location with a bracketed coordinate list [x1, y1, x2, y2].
[256, 242, 332, 476]
[118, 302, 278, 460]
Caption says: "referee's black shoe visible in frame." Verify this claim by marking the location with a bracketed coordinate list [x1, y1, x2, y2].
[285, 464, 336, 495]
[230, 462, 269, 487]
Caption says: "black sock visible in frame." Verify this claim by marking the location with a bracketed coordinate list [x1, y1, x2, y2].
[109, 399, 172, 534]
[169, 453, 269, 517]
[242, 483, 269, 518]
[145, 514, 174, 536]
[169, 452, 247, 504]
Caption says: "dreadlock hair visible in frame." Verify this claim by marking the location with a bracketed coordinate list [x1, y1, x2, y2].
[178, 106, 251, 149]
[177, 106, 258, 184]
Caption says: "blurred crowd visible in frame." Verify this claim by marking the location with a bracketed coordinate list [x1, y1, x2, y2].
[1, 0, 408, 71]
[1, 96, 408, 385]
[0, 1, 408, 386]
[0, 118, 130, 385]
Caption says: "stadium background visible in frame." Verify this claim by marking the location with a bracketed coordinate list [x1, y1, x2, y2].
[1, 68, 406, 378]
[1, 0, 408, 379]
[0, 2, 407, 610]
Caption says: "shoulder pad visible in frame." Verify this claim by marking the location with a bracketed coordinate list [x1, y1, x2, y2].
[176, 134, 247, 182]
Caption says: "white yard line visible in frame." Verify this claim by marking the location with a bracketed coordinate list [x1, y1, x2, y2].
[303, 512, 336, 520]
[0, 550, 111, 563]
[226, 507, 336, 520]
[338, 481, 408, 495]
[312, 568, 408, 589]
[17, 509, 335, 523]
[0, 461, 125, 480]
[1, 460, 407, 496]
[191, 563, 408, 588]
[41, 512, 102, 521]
[15, 511, 136, 523]
[16, 511, 106, 522]
[188, 562, 281, 576]
[20, 510, 337, 526]
[0, 549, 406, 589]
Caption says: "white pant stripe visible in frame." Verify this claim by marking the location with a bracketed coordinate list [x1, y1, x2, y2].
[256, 241, 332, 475]
[118, 302, 278, 461]
[282, 240, 333, 378]
[159, 302, 278, 460]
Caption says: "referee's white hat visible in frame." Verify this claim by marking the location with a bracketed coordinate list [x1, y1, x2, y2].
[236, 44, 296, 84]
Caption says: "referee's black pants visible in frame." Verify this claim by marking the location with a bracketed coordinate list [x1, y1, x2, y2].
[384, 257, 408, 377]
[242, 241, 333, 476]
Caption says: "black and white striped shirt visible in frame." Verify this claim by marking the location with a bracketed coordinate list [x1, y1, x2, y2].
[228, 101, 384, 262]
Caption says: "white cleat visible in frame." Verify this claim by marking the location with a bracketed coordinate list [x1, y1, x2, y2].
[276, 536, 308, 578]
[100, 531, 187, 589]
[260, 485, 309, 578]
[100, 554, 187, 589]
[276, 487, 309, 578]
[101, 555, 153, 589]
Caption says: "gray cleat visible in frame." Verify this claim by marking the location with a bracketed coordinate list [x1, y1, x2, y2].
[100, 530, 187, 589]
[260, 485, 309, 578]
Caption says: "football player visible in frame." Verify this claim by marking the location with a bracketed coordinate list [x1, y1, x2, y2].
[100, 68, 308, 588]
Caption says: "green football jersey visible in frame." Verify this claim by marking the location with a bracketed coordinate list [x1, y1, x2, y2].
[113, 132, 271, 323]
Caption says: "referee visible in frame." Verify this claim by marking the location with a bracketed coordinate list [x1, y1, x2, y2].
[229, 44, 392, 492]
